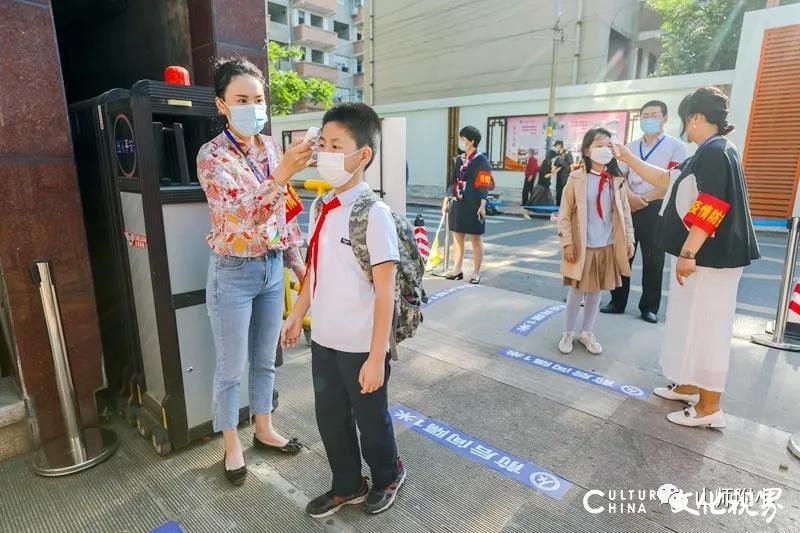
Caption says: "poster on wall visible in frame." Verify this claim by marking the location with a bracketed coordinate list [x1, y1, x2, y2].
[502, 111, 630, 171]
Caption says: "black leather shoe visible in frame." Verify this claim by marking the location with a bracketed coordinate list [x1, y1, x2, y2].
[223, 453, 247, 486]
[253, 435, 303, 454]
[600, 303, 625, 314]
[641, 311, 658, 324]
[445, 272, 464, 280]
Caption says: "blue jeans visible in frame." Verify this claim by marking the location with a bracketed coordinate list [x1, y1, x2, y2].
[207, 251, 284, 432]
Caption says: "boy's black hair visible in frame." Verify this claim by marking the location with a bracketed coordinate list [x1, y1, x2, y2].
[553, 139, 564, 147]
[580, 127, 623, 177]
[322, 103, 382, 169]
[213, 57, 265, 98]
[640, 100, 668, 115]
[459, 126, 482, 148]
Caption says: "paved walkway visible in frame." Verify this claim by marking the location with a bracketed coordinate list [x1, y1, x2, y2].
[1, 279, 798, 532]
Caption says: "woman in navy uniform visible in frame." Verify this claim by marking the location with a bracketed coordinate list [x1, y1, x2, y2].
[442, 126, 494, 284]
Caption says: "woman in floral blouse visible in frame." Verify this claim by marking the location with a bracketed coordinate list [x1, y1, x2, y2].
[197, 57, 312, 485]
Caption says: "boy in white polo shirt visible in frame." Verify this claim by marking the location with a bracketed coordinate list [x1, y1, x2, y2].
[281, 103, 404, 518]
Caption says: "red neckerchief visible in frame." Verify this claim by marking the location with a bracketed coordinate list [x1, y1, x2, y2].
[590, 169, 612, 219]
[301, 197, 342, 294]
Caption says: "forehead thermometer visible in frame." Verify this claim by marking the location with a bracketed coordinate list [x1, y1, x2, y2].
[303, 127, 319, 144]
[303, 127, 320, 166]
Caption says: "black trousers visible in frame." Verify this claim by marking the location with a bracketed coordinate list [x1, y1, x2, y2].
[556, 174, 568, 206]
[609, 200, 665, 313]
[311, 342, 399, 496]
[522, 178, 534, 206]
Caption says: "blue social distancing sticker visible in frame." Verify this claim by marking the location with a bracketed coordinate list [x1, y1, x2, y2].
[422, 284, 479, 308]
[390, 403, 572, 500]
[510, 304, 566, 336]
[497, 348, 651, 400]
[151, 521, 183, 533]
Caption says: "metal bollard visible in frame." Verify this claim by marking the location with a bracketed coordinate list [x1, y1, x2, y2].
[752, 217, 800, 351]
[443, 198, 452, 274]
[31, 260, 118, 477]
[750, 218, 800, 461]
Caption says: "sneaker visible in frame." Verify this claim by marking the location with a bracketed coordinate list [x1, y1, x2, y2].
[578, 332, 603, 355]
[654, 384, 699, 405]
[667, 406, 726, 428]
[306, 478, 369, 518]
[558, 331, 575, 354]
[364, 460, 406, 515]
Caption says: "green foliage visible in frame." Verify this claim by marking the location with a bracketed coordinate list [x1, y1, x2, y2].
[647, 0, 799, 75]
[267, 42, 336, 115]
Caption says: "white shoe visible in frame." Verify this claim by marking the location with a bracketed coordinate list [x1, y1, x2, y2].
[558, 331, 574, 354]
[578, 332, 602, 355]
[523, 212, 532, 220]
[654, 384, 700, 405]
[667, 406, 726, 428]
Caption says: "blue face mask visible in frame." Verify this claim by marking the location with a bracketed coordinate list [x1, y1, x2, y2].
[640, 117, 663, 136]
[227, 103, 268, 136]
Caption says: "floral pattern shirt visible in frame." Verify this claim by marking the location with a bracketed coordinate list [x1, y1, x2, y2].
[197, 130, 305, 274]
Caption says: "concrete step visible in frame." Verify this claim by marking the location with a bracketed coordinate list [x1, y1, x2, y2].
[0, 377, 32, 461]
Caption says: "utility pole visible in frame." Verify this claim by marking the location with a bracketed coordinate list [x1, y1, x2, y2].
[545, 5, 565, 154]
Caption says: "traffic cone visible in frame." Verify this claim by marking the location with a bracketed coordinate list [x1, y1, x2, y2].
[413, 214, 430, 260]
[788, 282, 800, 324]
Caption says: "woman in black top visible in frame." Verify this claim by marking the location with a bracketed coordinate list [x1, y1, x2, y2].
[529, 149, 557, 206]
[442, 126, 495, 284]
[614, 86, 759, 429]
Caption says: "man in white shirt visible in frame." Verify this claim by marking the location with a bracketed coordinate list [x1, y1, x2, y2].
[601, 100, 687, 323]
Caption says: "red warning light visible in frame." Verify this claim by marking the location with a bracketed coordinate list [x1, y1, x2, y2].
[164, 66, 190, 85]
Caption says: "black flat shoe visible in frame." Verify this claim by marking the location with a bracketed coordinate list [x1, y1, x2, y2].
[253, 435, 303, 454]
[223, 453, 247, 486]
[599, 303, 624, 314]
[469, 275, 481, 285]
[445, 272, 464, 280]
[641, 311, 659, 324]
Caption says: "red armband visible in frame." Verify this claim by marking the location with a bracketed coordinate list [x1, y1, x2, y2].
[667, 161, 681, 170]
[285, 184, 304, 223]
[474, 169, 495, 190]
[683, 192, 731, 235]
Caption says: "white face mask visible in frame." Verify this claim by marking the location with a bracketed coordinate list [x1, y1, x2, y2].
[317, 150, 363, 188]
[223, 102, 268, 136]
[458, 139, 467, 152]
[589, 146, 614, 165]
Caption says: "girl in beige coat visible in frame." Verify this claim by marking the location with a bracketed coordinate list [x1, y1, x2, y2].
[557, 128, 635, 355]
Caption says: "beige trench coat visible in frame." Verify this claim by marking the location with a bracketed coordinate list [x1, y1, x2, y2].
[558, 169, 635, 281]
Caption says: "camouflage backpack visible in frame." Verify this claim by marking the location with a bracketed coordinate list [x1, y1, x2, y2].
[312, 189, 426, 360]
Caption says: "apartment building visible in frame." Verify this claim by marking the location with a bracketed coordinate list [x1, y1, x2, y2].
[267, 0, 367, 111]
[370, 0, 663, 104]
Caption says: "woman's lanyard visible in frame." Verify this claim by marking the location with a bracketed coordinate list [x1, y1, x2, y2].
[224, 128, 270, 183]
[639, 135, 665, 162]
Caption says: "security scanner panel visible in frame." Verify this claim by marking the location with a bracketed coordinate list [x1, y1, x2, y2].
[70, 80, 249, 454]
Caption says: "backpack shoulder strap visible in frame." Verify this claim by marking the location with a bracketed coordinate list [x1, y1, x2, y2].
[349, 189, 381, 281]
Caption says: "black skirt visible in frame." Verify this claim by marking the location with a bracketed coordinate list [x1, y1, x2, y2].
[449, 197, 485, 235]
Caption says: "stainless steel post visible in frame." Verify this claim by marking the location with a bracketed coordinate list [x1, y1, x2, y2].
[752, 217, 800, 351]
[443, 198, 452, 274]
[31, 260, 118, 476]
[790, 433, 800, 461]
